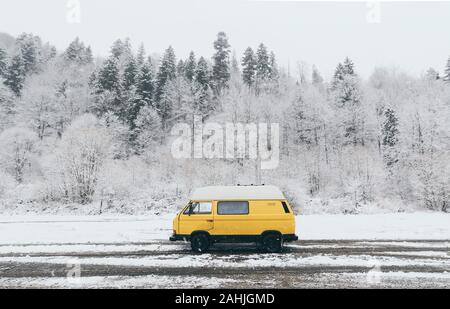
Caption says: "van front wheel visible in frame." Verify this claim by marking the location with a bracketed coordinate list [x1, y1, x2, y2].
[191, 234, 210, 253]
[262, 233, 283, 253]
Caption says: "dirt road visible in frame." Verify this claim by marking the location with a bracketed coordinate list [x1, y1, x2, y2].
[0, 240, 448, 288]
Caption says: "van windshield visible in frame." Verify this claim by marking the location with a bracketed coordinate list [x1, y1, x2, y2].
[183, 202, 212, 215]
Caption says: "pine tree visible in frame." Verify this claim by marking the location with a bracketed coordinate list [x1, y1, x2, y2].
[84, 46, 93, 64]
[255, 43, 271, 81]
[269, 51, 278, 80]
[382, 108, 400, 168]
[155, 46, 177, 123]
[343, 57, 355, 76]
[97, 57, 121, 93]
[155, 46, 177, 103]
[0, 47, 7, 78]
[332, 63, 345, 88]
[195, 57, 210, 89]
[136, 44, 146, 68]
[110, 39, 131, 59]
[4, 54, 26, 96]
[444, 56, 450, 82]
[212, 32, 231, 93]
[185, 51, 197, 82]
[122, 55, 138, 91]
[382, 108, 399, 147]
[177, 59, 185, 76]
[64, 37, 86, 64]
[15, 33, 40, 75]
[241, 47, 256, 87]
[136, 59, 154, 105]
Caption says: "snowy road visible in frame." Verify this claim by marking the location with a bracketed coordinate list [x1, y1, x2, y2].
[0, 240, 449, 288]
[0, 214, 449, 288]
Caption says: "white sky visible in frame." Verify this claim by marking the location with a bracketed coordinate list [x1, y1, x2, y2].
[1, 0, 450, 80]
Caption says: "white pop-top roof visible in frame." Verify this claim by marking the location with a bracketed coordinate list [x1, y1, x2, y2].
[190, 185, 286, 201]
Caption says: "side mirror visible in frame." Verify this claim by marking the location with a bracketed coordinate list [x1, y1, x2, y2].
[188, 203, 193, 216]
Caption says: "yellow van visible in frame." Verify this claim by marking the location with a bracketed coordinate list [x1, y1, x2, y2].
[169, 185, 298, 252]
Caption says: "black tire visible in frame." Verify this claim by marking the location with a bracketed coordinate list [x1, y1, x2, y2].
[191, 233, 210, 253]
[262, 233, 283, 253]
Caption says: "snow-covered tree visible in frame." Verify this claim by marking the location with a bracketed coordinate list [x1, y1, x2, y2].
[53, 114, 111, 204]
[4, 54, 26, 96]
[444, 56, 450, 82]
[136, 59, 154, 106]
[63, 37, 93, 65]
[0, 127, 38, 183]
[134, 106, 162, 154]
[382, 108, 399, 168]
[255, 43, 271, 82]
[0, 47, 7, 78]
[212, 32, 231, 93]
[241, 47, 256, 87]
[185, 51, 197, 82]
[155, 46, 177, 123]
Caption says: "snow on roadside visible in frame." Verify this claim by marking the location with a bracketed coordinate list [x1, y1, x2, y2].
[0, 212, 448, 245]
[0, 275, 237, 289]
[0, 253, 448, 269]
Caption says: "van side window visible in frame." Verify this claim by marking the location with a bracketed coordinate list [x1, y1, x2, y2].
[217, 201, 249, 215]
[282, 201, 290, 214]
[184, 202, 212, 215]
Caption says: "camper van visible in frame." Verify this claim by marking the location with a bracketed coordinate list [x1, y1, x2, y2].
[169, 185, 298, 252]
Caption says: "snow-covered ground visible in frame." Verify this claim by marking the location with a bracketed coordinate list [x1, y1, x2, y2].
[0, 212, 448, 288]
[0, 212, 449, 245]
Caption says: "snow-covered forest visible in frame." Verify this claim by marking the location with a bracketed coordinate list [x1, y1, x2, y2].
[0, 31, 449, 215]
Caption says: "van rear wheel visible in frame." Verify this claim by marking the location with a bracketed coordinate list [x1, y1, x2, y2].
[191, 234, 210, 253]
[262, 233, 283, 253]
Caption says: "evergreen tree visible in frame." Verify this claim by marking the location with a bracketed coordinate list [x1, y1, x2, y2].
[255, 43, 271, 81]
[212, 32, 231, 92]
[136, 44, 146, 68]
[177, 59, 185, 76]
[84, 46, 93, 64]
[96, 57, 121, 93]
[0, 47, 7, 78]
[64, 37, 92, 65]
[241, 47, 256, 87]
[155, 46, 177, 123]
[155, 46, 177, 103]
[382, 108, 399, 147]
[382, 108, 400, 168]
[122, 55, 138, 91]
[332, 63, 345, 88]
[444, 56, 450, 82]
[15, 33, 41, 75]
[136, 59, 154, 106]
[110, 38, 131, 59]
[185, 51, 197, 82]
[4, 54, 26, 96]
[195, 57, 210, 89]
[342, 57, 355, 76]
[269, 51, 278, 80]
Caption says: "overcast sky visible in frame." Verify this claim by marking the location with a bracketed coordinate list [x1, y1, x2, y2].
[1, 0, 450, 80]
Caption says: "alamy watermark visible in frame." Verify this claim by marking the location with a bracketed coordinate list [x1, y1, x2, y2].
[66, 258, 81, 284]
[170, 116, 280, 170]
[66, 0, 81, 24]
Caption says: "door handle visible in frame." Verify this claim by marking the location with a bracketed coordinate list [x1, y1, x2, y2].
[206, 220, 213, 222]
